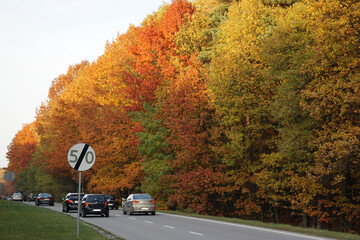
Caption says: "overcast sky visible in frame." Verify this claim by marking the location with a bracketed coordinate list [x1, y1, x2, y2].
[0, 0, 171, 168]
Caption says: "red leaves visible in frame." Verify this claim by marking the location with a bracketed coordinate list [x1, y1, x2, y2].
[168, 167, 223, 214]
[125, 0, 195, 111]
[161, 0, 195, 42]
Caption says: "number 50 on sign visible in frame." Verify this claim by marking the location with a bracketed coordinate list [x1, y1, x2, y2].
[67, 143, 96, 171]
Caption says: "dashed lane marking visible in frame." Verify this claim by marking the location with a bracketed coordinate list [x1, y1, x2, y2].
[189, 231, 204, 236]
[164, 225, 175, 229]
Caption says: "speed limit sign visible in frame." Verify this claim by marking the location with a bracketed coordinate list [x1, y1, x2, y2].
[67, 143, 96, 171]
[4, 171, 15, 182]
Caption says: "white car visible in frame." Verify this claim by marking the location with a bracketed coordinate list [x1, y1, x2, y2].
[12, 193, 23, 201]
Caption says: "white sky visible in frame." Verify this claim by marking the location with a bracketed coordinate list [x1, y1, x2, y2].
[0, 0, 171, 168]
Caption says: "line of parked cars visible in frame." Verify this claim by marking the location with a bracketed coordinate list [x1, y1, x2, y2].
[10, 192, 55, 206]
[61, 193, 156, 217]
[61, 193, 122, 217]
[10, 191, 156, 217]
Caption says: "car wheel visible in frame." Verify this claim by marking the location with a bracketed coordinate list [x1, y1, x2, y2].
[62, 206, 65, 212]
[129, 208, 134, 215]
[65, 205, 69, 213]
[123, 208, 127, 215]
[105, 211, 109, 217]
[151, 211, 156, 215]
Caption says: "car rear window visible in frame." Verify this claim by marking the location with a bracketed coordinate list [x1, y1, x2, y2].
[69, 194, 84, 199]
[133, 194, 152, 200]
[105, 195, 114, 200]
[40, 194, 52, 198]
[87, 195, 105, 201]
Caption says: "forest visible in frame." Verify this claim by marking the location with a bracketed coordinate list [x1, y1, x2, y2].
[6, 0, 360, 233]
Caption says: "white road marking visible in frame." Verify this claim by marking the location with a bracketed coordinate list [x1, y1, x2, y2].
[144, 220, 153, 224]
[129, 217, 136, 220]
[115, 214, 122, 217]
[164, 225, 175, 229]
[189, 231, 204, 236]
[159, 213, 332, 240]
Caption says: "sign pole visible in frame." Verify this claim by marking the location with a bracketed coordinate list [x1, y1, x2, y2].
[77, 171, 81, 237]
[8, 181, 10, 207]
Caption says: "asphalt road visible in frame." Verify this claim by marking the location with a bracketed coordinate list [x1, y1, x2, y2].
[23, 201, 335, 240]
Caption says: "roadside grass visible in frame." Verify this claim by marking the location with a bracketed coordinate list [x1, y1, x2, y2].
[0, 200, 121, 240]
[159, 210, 360, 240]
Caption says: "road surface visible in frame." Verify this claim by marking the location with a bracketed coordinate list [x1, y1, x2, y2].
[23, 202, 334, 240]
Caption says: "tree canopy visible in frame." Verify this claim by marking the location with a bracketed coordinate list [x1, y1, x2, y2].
[7, 0, 360, 233]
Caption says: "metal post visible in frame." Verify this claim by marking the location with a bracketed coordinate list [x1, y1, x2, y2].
[77, 171, 81, 237]
[8, 182, 10, 207]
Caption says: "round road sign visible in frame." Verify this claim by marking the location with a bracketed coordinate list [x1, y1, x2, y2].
[4, 171, 15, 182]
[67, 143, 96, 171]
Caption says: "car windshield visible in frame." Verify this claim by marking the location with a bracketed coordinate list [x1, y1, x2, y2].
[86, 195, 105, 202]
[13, 193, 21, 196]
[133, 194, 152, 200]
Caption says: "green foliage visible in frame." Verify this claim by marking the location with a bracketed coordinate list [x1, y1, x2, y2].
[209, 4, 229, 27]
[132, 103, 173, 200]
[14, 165, 75, 201]
[14, 166, 37, 194]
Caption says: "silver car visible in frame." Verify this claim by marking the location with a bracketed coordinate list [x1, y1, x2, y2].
[123, 194, 156, 215]
[12, 193, 23, 201]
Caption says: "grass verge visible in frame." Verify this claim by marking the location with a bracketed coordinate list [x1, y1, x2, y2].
[0, 200, 121, 240]
[159, 210, 360, 240]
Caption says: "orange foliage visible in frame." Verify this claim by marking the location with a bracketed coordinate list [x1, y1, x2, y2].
[7, 123, 37, 175]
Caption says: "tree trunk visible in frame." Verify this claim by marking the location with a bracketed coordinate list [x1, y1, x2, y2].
[303, 213, 308, 228]
[274, 206, 280, 224]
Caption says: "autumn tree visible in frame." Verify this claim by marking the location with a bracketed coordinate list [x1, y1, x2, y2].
[253, 2, 318, 225]
[299, 0, 360, 230]
[208, 0, 276, 217]
[7, 123, 37, 175]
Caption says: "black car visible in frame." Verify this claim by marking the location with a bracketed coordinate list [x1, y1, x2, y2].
[35, 193, 54, 206]
[27, 193, 37, 202]
[19, 191, 27, 201]
[104, 194, 119, 210]
[80, 194, 109, 217]
[62, 193, 85, 212]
